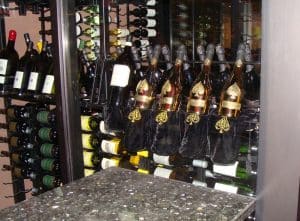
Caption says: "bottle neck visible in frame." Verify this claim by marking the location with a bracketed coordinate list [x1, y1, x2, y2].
[7, 40, 15, 50]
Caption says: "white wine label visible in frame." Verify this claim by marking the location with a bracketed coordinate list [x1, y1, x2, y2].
[99, 121, 116, 136]
[213, 161, 239, 177]
[214, 183, 238, 194]
[101, 158, 119, 169]
[84, 169, 95, 177]
[82, 133, 93, 149]
[153, 167, 172, 179]
[0, 76, 5, 84]
[192, 159, 208, 168]
[13, 71, 24, 89]
[76, 25, 82, 36]
[42, 75, 55, 94]
[81, 116, 92, 131]
[0, 59, 8, 75]
[147, 19, 157, 28]
[83, 151, 94, 167]
[75, 12, 81, 23]
[140, 40, 150, 47]
[192, 180, 207, 187]
[153, 154, 171, 166]
[27, 72, 39, 91]
[110, 64, 130, 87]
[91, 28, 100, 38]
[101, 139, 119, 155]
[146, 9, 156, 17]
[117, 29, 130, 38]
[146, 0, 157, 6]
[147, 29, 157, 37]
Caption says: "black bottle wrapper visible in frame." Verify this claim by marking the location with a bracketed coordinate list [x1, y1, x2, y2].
[179, 115, 209, 159]
[123, 109, 152, 152]
[105, 105, 126, 132]
[150, 111, 185, 155]
[209, 115, 247, 165]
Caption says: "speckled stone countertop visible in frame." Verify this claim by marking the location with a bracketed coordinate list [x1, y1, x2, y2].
[0, 167, 255, 221]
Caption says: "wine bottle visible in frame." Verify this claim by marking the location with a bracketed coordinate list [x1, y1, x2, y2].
[0, 30, 19, 93]
[9, 135, 35, 150]
[81, 133, 121, 153]
[42, 175, 61, 189]
[109, 28, 130, 38]
[131, 46, 144, 81]
[41, 46, 55, 95]
[1, 150, 32, 165]
[213, 44, 231, 100]
[84, 168, 96, 177]
[153, 153, 208, 168]
[130, 8, 156, 17]
[133, 39, 150, 48]
[38, 127, 57, 142]
[155, 46, 185, 125]
[83, 150, 100, 168]
[40, 143, 59, 158]
[82, 5, 100, 14]
[39, 158, 60, 173]
[77, 38, 100, 50]
[185, 44, 214, 125]
[76, 25, 100, 39]
[8, 121, 35, 135]
[100, 157, 136, 170]
[13, 40, 37, 95]
[215, 44, 245, 133]
[131, 29, 157, 38]
[128, 44, 161, 123]
[75, 12, 100, 26]
[6, 105, 30, 119]
[80, 115, 100, 132]
[243, 43, 260, 101]
[2, 164, 33, 179]
[130, 18, 157, 28]
[36, 109, 56, 125]
[153, 166, 193, 182]
[106, 36, 135, 132]
[196, 44, 205, 72]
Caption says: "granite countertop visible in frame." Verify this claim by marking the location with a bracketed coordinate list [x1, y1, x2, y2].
[0, 167, 255, 221]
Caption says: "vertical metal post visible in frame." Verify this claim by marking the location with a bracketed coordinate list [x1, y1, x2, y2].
[50, 0, 84, 183]
[0, 16, 5, 49]
[231, 0, 241, 50]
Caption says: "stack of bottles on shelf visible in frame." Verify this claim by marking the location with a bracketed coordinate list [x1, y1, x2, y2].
[96, 34, 260, 197]
[0, 30, 55, 98]
[76, 4, 101, 100]
[1, 104, 61, 196]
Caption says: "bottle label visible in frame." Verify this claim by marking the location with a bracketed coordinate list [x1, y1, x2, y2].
[147, 29, 157, 37]
[137, 168, 150, 174]
[129, 155, 140, 167]
[40, 143, 54, 157]
[10, 136, 18, 147]
[7, 108, 16, 119]
[42, 75, 55, 94]
[153, 154, 171, 166]
[11, 153, 20, 164]
[146, 9, 156, 17]
[137, 150, 149, 158]
[192, 159, 208, 168]
[110, 64, 130, 87]
[214, 183, 238, 194]
[13, 167, 22, 178]
[153, 167, 172, 179]
[0, 76, 5, 84]
[27, 72, 39, 91]
[8, 122, 17, 132]
[38, 127, 52, 141]
[0, 59, 8, 75]
[147, 19, 157, 28]
[82, 134, 93, 149]
[43, 175, 55, 188]
[13, 71, 24, 89]
[101, 158, 120, 169]
[146, 0, 157, 6]
[83, 151, 94, 167]
[84, 169, 95, 177]
[81, 116, 92, 131]
[76, 25, 82, 36]
[75, 12, 81, 23]
[192, 180, 207, 187]
[101, 139, 120, 155]
[213, 161, 239, 177]
[99, 121, 116, 136]
[41, 158, 55, 172]
[37, 111, 50, 124]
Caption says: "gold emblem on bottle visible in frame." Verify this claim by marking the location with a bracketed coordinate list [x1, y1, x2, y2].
[215, 116, 230, 133]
